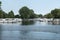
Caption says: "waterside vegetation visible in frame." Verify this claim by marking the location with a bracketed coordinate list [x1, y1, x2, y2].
[0, 1, 60, 19]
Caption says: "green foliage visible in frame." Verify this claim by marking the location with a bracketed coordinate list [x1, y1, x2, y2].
[44, 13, 53, 18]
[8, 10, 14, 18]
[51, 9, 60, 18]
[0, 10, 7, 18]
[1, 1, 60, 19]
[0, 10, 3, 18]
[2, 11, 8, 18]
[44, 8, 60, 18]
[0, 1, 8, 18]
[19, 6, 30, 19]
[38, 14, 43, 18]
[29, 9, 37, 18]
[19, 6, 37, 19]
[0, 1, 2, 10]
[0, 1, 1, 6]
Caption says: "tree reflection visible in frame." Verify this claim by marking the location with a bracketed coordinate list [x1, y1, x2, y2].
[0, 24, 2, 31]
[21, 20, 35, 25]
[20, 30, 29, 40]
[52, 21, 60, 25]
[0, 24, 2, 40]
[20, 25, 30, 40]
[20, 30, 29, 35]
[47, 21, 60, 25]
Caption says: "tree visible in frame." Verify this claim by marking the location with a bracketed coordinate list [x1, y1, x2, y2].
[51, 9, 60, 18]
[3, 12, 8, 18]
[44, 13, 53, 18]
[29, 9, 37, 18]
[8, 10, 14, 18]
[0, 1, 3, 18]
[19, 6, 37, 19]
[0, 1, 1, 6]
[0, 10, 3, 18]
[0, 10, 7, 18]
[0, 1, 8, 18]
[38, 14, 43, 18]
[0, 1, 2, 10]
[19, 6, 30, 19]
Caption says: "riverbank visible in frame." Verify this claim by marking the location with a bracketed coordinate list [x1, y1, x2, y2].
[0, 18, 60, 23]
[0, 18, 22, 23]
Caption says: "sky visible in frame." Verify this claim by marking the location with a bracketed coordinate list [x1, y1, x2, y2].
[0, 0, 60, 15]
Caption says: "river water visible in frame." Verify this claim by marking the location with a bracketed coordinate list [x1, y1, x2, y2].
[0, 20, 60, 40]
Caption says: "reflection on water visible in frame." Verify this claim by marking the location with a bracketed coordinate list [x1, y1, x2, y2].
[47, 21, 60, 25]
[21, 20, 35, 25]
[52, 21, 60, 25]
[0, 21, 60, 40]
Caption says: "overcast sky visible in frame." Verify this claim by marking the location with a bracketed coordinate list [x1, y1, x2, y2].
[0, 0, 60, 15]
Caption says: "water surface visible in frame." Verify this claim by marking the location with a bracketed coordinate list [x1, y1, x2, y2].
[0, 21, 60, 40]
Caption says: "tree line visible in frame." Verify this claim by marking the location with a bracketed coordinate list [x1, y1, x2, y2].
[44, 9, 60, 18]
[0, 1, 43, 19]
[0, 1, 60, 19]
